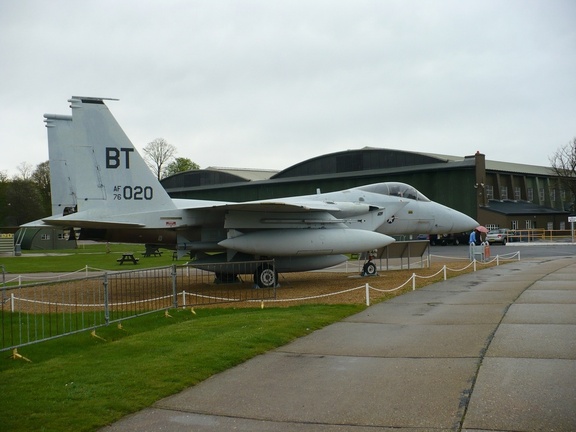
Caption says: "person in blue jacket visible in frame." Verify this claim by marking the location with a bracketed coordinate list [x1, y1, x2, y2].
[469, 229, 482, 245]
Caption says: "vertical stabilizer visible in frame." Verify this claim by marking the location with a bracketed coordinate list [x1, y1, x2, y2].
[67, 97, 176, 215]
[45, 114, 77, 216]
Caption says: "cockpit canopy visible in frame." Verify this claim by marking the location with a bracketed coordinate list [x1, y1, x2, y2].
[357, 182, 430, 202]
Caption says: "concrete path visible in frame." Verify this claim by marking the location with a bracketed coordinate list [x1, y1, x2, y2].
[101, 257, 576, 431]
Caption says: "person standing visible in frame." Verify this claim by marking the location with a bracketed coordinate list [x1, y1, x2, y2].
[469, 229, 482, 245]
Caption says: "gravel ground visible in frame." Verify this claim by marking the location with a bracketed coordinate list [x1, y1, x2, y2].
[250, 261, 486, 307]
[7, 260, 494, 313]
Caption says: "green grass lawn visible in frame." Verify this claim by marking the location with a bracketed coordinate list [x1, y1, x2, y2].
[0, 304, 363, 432]
[1, 242, 179, 275]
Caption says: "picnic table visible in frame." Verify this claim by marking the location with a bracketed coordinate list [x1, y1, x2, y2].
[142, 245, 163, 257]
[117, 253, 140, 265]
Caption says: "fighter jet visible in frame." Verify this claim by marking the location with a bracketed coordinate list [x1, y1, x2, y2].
[33, 97, 478, 286]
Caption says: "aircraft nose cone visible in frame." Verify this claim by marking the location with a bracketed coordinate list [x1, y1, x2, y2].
[432, 204, 477, 233]
[452, 211, 479, 232]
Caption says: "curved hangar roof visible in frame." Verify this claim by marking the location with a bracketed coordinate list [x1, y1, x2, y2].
[161, 166, 278, 190]
[271, 147, 460, 179]
[161, 147, 464, 190]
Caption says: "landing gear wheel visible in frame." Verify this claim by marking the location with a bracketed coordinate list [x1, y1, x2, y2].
[362, 262, 377, 276]
[254, 264, 277, 288]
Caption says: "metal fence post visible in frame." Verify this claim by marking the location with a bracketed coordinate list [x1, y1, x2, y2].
[103, 273, 109, 325]
[171, 265, 178, 309]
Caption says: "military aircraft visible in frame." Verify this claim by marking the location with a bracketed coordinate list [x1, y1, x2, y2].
[30, 96, 478, 286]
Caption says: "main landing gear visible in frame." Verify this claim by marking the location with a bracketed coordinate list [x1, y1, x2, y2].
[254, 263, 277, 288]
[212, 263, 277, 288]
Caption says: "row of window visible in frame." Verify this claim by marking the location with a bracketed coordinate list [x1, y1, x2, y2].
[486, 185, 567, 203]
[40, 233, 68, 241]
[489, 221, 568, 231]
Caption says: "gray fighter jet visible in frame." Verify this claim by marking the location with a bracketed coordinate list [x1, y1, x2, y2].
[29, 97, 478, 286]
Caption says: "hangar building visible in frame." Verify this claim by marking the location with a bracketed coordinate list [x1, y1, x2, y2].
[161, 148, 572, 233]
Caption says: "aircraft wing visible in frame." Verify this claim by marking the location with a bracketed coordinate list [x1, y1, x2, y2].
[42, 214, 145, 229]
[208, 200, 354, 213]
[173, 198, 343, 213]
[200, 198, 405, 232]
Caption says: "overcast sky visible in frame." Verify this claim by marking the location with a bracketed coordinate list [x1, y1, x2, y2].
[1, 0, 575, 178]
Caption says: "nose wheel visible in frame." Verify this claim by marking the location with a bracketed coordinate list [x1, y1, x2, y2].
[362, 261, 377, 276]
[361, 251, 377, 276]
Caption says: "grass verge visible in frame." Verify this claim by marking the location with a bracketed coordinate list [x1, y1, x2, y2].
[0, 304, 363, 432]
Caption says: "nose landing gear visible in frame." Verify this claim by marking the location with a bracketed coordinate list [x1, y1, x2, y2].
[361, 252, 377, 276]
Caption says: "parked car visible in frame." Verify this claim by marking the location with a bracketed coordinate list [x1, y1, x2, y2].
[429, 232, 469, 246]
[486, 228, 508, 245]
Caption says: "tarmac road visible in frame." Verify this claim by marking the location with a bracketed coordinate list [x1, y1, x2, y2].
[101, 246, 576, 432]
[431, 241, 576, 260]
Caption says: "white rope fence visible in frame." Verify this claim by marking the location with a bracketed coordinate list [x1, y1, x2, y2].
[8, 293, 175, 310]
[2, 265, 107, 286]
[5, 252, 521, 311]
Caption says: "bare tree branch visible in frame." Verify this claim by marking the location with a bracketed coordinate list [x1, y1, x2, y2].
[142, 138, 176, 180]
[549, 137, 576, 211]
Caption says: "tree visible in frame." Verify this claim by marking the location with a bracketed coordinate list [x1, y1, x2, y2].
[32, 161, 51, 216]
[5, 179, 45, 225]
[16, 162, 33, 180]
[0, 161, 52, 226]
[163, 157, 200, 178]
[549, 137, 576, 212]
[143, 138, 176, 180]
[0, 172, 9, 225]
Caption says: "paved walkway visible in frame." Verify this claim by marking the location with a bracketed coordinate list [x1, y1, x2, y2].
[102, 257, 576, 431]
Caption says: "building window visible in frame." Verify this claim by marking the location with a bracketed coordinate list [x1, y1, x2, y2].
[511, 220, 519, 230]
[527, 188, 534, 202]
[539, 188, 545, 202]
[547, 222, 554, 230]
[561, 189, 566, 201]
[485, 185, 494, 200]
[41, 234, 51, 241]
[560, 221, 566, 230]
[500, 186, 508, 200]
[525, 219, 534, 229]
[550, 189, 556, 202]
[514, 187, 521, 201]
